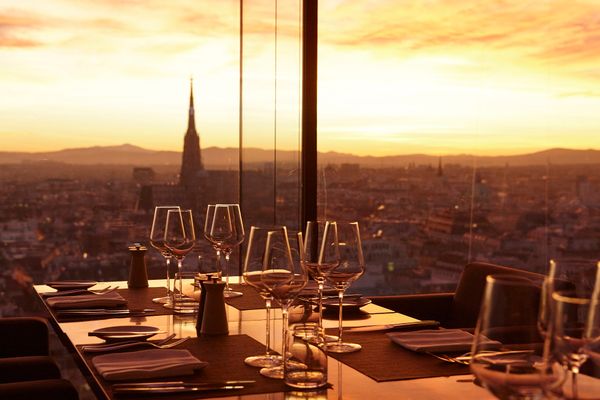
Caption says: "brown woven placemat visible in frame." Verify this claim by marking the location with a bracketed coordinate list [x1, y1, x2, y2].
[326, 330, 470, 382]
[224, 284, 268, 310]
[116, 287, 173, 315]
[79, 334, 292, 399]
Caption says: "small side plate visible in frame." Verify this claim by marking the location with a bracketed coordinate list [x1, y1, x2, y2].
[46, 280, 97, 291]
[322, 297, 372, 311]
[88, 325, 160, 342]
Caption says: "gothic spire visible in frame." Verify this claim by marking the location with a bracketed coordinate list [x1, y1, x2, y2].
[187, 77, 196, 135]
[180, 78, 203, 190]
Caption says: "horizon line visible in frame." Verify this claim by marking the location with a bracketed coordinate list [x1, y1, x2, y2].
[2, 143, 600, 159]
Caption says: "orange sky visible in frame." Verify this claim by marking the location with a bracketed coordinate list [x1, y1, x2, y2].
[1, 0, 600, 156]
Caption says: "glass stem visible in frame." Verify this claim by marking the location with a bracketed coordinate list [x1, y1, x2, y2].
[282, 306, 289, 367]
[177, 259, 183, 296]
[165, 257, 171, 295]
[317, 280, 324, 329]
[337, 289, 344, 345]
[572, 369, 579, 400]
[265, 298, 272, 356]
[224, 253, 231, 291]
[215, 250, 221, 277]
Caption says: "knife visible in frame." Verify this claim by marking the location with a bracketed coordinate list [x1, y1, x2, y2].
[88, 330, 165, 337]
[113, 380, 255, 387]
[112, 384, 245, 395]
[345, 320, 440, 332]
[56, 309, 155, 316]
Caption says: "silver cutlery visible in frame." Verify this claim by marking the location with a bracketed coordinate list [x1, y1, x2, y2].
[113, 380, 255, 388]
[345, 320, 440, 332]
[42, 286, 116, 297]
[88, 330, 166, 337]
[112, 384, 244, 395]
[81, 336, 189, 353]
[82, 333, 175, 350]
[56, 308, 155, 317]
[427, 349, 535, 365]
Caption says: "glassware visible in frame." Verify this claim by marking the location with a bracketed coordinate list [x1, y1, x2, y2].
[303, 220, 340, 341]
[149, 205, 180, 305]
[205, 204, 245, 298]
[259, 228, 308, 379]
[284, 323, 328, 389]
[539, 259, 598, 338]
[242, 226, 284, 368]
[581, 274, 600, 399]
[320, 221, 365, 353]
[471, 275, 545, 400]
[172, 271, 200, 314]
[164, 209, 196, 307]
[543, 290, 597, 400]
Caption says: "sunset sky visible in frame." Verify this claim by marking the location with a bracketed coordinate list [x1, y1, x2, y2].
[1, 0, 600, 156]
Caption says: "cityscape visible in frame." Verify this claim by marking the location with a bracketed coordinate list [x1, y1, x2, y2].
[2, 141, 600, 316]
[2, 73, 600, 318]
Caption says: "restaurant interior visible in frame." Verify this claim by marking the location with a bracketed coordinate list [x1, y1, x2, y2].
[1, 1, 600, 400]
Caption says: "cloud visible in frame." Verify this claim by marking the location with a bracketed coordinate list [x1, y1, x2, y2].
[319, 0, 600, 75]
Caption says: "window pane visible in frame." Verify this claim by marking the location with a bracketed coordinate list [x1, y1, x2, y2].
[317, 1, 600, 295]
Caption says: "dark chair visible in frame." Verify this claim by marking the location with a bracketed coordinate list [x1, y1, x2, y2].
[369, 261, 545, 329]
[0, 317, 78, 400]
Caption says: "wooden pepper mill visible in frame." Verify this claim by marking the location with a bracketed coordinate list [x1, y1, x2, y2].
[127, 243, 149, 288]
[199, 278, 229, 335]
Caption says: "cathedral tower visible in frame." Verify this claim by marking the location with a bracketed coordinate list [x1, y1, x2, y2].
[179, 78, 204, 190]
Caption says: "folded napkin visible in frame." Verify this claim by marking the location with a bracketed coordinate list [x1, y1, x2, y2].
[387, 329, 501, 353]
[46, 291, 127, 309]
[92, 349, 208, 381]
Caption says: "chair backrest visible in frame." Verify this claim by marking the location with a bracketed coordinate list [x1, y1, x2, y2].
[449, 261, 544, 328]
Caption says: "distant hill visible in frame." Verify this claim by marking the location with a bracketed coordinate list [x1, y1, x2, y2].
[1, 144, 600, 168]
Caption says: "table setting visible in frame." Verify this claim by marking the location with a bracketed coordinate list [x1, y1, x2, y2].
[32, 204, 600, 400]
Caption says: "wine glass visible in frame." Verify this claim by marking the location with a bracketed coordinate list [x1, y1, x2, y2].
[149, 205, 180, 305]
[471, 275, 545, 400]
[581, 272, 600, 399]
[259, 228, 308, 379]
[164, 209, 196, 306]
[205, 204, 245, 298]
[320, 221, 365, 354]
[543, 290, 596, 400]
[303, 220, 340, 340]
[242, 226, 284, 368]
[539, 259, 597, 338]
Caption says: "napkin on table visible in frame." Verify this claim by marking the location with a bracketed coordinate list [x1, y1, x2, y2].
[387, 328, 501, 353]
[92, 349, 208, 381]
[46, 291, 127, 309]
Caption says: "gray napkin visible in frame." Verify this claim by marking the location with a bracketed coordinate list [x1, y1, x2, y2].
[92, 349, 208, 381]
[387, 329, 501, 353]
[46, 291, 127, 309]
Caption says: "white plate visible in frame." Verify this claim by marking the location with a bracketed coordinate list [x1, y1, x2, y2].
[88, 326, 160, 342]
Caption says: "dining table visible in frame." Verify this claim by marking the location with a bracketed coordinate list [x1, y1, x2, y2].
[34, 279, 495, 400]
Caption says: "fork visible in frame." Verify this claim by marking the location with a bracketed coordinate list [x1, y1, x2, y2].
[42, 286, 116, 297]
[82, 335, 189, 353]
[426, 352, 470, 365]
[426, 349, 534, 365]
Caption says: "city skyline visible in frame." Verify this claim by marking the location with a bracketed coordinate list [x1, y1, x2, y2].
[2, 1, 600, 155]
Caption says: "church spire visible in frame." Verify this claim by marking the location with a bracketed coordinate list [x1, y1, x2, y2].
[186, 77, 196, 135]
[180, 78, 203, 191]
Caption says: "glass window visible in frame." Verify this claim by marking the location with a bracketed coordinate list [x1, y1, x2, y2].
[317, 1, 600, 295]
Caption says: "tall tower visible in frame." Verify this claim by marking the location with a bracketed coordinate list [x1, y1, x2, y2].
[179, 78, 204, 190]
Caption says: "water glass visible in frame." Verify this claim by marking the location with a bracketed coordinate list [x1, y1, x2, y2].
[172, 271, 200, 314]
[284, 324, 328, 389]
[542, 291, 598, 399]
[471, 275, 545, 400]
